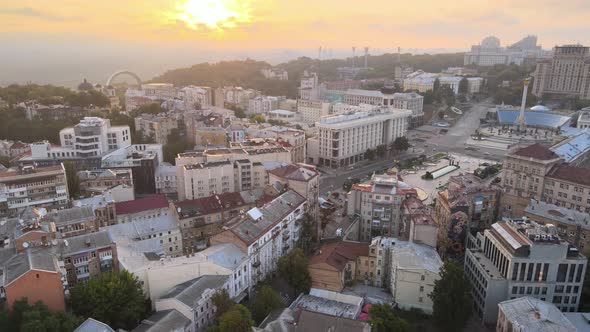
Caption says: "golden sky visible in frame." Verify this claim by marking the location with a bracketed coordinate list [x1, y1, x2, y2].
[0, 0, 589, 49]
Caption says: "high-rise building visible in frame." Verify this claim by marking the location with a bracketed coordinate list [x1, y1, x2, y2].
[464, 220, 587, 324]
[297, 99, 332, 125]
[532, 45, 590, 100]
[464, 35, 548, 67]
[391, 93, 424, 128]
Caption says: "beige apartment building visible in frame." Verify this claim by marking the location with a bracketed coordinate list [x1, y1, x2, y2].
[542, 164, 590, 213]
[134, 113, 179, 144]
[0, 164, 69, 217]
[501, 144, 561, 217]
[532, 45, 590, 99]
[297, 99, 332, 125]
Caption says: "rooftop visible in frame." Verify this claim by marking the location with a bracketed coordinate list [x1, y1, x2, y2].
[59, 230, 114, 256]
[48, 206, 95, 227]
[498, 297, 577, 332]
[267, 164, 319, 182]
[174, 192, 248, 219]
[511, 143, 560, 160]
[309, 241, 369, 271]
[115, 195, 168, 215]
[391, 241, 442, 273]
[0, 165, 64, 179]
[2, 249, 58, 286]
[228, 190, 305, 245]
[524, 199, 590, 230]
[497, 110, 570, 129]
[546, 163, 590, 187]
[132, 309, 191, 332]
[550, 132, 590, 163]
[160, 275, 229, 307]
[74, 318, 115, 332]
[290, 293, 361, 320]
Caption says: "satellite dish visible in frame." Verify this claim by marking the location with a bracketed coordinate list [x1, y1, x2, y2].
[22, 242, 29, 248]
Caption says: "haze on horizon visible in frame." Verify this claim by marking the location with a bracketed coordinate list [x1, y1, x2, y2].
[1, 0, 589, 86]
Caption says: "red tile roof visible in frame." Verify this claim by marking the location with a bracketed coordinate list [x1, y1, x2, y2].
[115, 195, 168, 215]
[546, 164, 590, 187]
[512, 144, 559, 160]
[309, 241, 369, 271]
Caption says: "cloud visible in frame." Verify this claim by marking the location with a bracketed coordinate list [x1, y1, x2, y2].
[0, 7, 78, 22]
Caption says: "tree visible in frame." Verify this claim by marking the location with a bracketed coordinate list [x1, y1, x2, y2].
[63, 161, 80, 198]
[70, 271, 147, 330]
[249, 114, 266, 123]
[365, 148, 376, 160]
[369, 303, 409, 332]
[458, 77, 469, 94]
[129, 103, 166, 118]
[296, 213, 318, 255]
[393, 136, 410, 152]
[433, 78, 440, 92]
[209, 304, 254, 332]
[232, 107, 247, 118]
[277, 248, 312, 294]
[429, 260, 472, 332]
[249, 285, 284, 324]
[376, 145, 387, 157]
[5, 299, 82, 332]
[163, 129, 192, 164]
[0, 155, 10, 168]
[211, 289, 234, 320]
[422, 171, 433, 180]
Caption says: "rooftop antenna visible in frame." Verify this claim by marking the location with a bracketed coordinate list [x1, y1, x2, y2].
[364, 47, 369, 68]
[318, 46, 322, 60]
[352, 46, 356, 69]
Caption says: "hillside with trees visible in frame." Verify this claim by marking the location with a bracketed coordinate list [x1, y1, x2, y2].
[149, 53, 465, 98]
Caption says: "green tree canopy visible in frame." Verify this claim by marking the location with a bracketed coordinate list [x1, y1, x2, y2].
[277, 248, 312, 294]
[249, 114, 266, 123]
[63, 161, 80, 198]
[209, 304, 254, 332]
[211, 289, 235, 321]
[296, 213, 318, 255]
[249, 285, 284, 324]
[458, 77, 469, 94]
[129, 103, 167, 118]
[376, 145, 387, 157]
[429, 260, 472, 332]
[3, 299, 82, 332]
[369, 303, 409, 332]
[393, 136, 410, 152]
[163, 128, 192, 164]
[365, 148, 376, 160]
[70, 271, 147, 330]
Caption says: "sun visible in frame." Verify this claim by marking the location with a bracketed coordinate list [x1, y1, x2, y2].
[176, 0, 252, 31]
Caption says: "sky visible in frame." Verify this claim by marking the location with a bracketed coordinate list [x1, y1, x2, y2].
[1, 0, 589, 85]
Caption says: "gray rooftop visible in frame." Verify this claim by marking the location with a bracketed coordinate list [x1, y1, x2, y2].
[132, 309, 191, 332]
[498, 297, 577, 332]
[49, 206, 95, 227]
[229, 190, 305, 245]
[289, 293, 361, 319]
[2, 249, 58, 286]
[391, 241, 442, 273]
[73, 194, 115, 211]
[59, 230, 113, 256]
[525, 199, 590, 230]
[103, 213, 179, 243]
[203, 243, 248, 270]
[74, 318, 115, 332]
[159, 275, 229, 307]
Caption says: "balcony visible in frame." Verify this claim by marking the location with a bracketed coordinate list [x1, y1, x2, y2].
[76, 271, 90, 279]
[252, 261, 261, 268]
[282, 244, 290, 251]
[282, 231, 290, 240]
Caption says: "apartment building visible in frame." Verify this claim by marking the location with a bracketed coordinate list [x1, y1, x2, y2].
[78, 169, 133, 196]
[299, 71, 320, 100]
[268, 164, 320, 220]
[57, 117, 131, 158]
[155, 163, 177, 196]
[403, 71, 438, 93]
[543, 164, 590, 213]
[308, 241, 370, 292]
[532, 45, 590, 99]
[464, 220, 587, 324]
[0, 164, 69, 217]
[347, 172, 418, 241]
[297, 99, 332, 124]
[172, 190, 268, 252]
[391, 93, 424, 128]
[134, 113, 179, 144]
[343, 89, 397, 106]
[389, 241, 442, 314]
[73, 194, 117, 227]
[400, 197, 438, 248]
[177, 161, 236, 201]
[501, 144, 562, 216]
[180, 86, 213, 109]
[248, 96, 285, 114]
[497, 297, 578, 332]
[222, 86, 259, 108]
[114, 195, 170, 224]
[309, 107, 411, 168]
[47, 206, 97, 238]
[244, 126, 306, 163]
[60, 230, 118, 286]
[155, 275, 231, 332]
[101, 144, 162, 195]
[210, 190, 306, 288]
[464, 35, 548, 67]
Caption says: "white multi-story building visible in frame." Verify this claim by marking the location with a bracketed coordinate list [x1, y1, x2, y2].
[248, 96, 285, 114]
[245, 126, 306, 163]
[391, 93, 424, 128]
[465, 220, 588, 324]
[222, 87, 259, 108]
[464, 35, 549, 67]
[577, 110, 590, 129]
[0, 164, 69, 216]
[308, 107, 411, 168]
[467, 77, 484, 94]
[344, 89, 396, 106]
[390, 241, 442, 314]
[211, 190, 307, 287]
[30, 117, 131, 160]
[155, 163, 177, 196]
[261, 68, 288, 80]
[403, 71, 439, 93]
[180, 86, 213, 109]
[297, 99, 332, 124]
[299, 71, 320, 100]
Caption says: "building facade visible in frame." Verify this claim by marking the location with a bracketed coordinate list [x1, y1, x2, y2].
[532, 45, 590, 99]
[464, 220, 587, 324]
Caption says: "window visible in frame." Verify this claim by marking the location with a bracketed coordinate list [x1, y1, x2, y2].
[419, 286, 424, 292]
[421, 275, 425, 281]
[418, 297, 423, 303]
